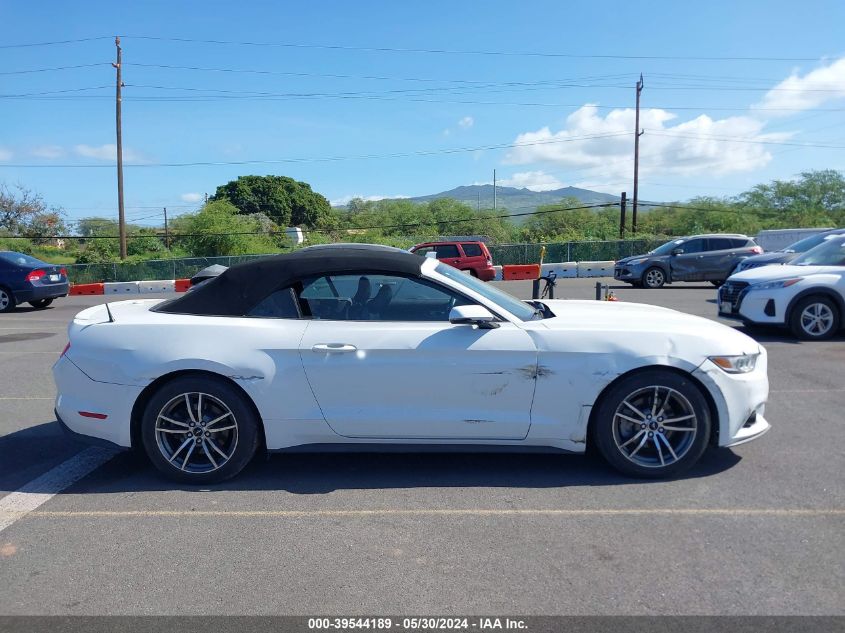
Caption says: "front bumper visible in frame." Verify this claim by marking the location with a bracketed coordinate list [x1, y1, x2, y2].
[692, 351, 770, 447]
[718, 283, 786, 326]
[614, 263, 646, 282]
[53, 355, 141, 448]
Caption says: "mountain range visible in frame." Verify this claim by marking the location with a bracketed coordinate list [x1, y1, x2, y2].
[409, 184, 619, 212]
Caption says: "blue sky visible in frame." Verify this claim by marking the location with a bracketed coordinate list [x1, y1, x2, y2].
[1, 0, 844, 228]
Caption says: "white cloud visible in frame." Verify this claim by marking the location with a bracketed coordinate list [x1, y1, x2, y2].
[30, 145, 64, 159]
[0, 147, 11, 161]
[458, 116, 474, 129]
[499, 171, 565, 191]
[330, 194, 409, 207]
[505, 104, 790, 187]
[755, 57, 845, 114]
[180, 192, 204, 203]
[74, 143, 143, 162]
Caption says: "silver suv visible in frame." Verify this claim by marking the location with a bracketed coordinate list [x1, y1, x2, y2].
[614, 234, 762, 289]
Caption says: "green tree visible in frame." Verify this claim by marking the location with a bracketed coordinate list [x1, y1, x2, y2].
[177, 200, 281, 256]
[0, 183, 67, 239]
[211, 175, 331, 228]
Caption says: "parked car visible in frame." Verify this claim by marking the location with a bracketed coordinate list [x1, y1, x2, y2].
[735, 228, 845, 272]
[0, 251, 69, 313]
[410, 240, 495, 281]
[719, 235, 845, 340]
[54, 243, 769, 483]
[614, 234, 762, 289]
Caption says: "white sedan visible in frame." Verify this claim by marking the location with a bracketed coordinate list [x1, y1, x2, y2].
[719, 235, 845, 340]
[54, 244, 770, 483]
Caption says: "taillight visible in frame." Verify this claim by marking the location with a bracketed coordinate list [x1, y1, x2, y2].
[486, 258, 493, 266]
[26, 269, 45, 282]
[60, 267, 67, 276]
[61, 342, 70, 357]
[751, 246, 763, 254]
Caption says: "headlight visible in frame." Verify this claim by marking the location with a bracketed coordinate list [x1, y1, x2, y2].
[627, 258, 648, 266]
[750, 278, 802, 291]
[709, 353, 759, 374]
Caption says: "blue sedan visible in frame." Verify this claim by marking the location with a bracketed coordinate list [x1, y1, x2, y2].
[0, 251, 69, 313]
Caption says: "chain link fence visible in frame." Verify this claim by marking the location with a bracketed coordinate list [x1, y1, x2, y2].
[488, 238, 668, 266]
[64, 239, 671, 283]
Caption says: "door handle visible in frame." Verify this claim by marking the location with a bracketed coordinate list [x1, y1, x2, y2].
[312, 343, 357, 353]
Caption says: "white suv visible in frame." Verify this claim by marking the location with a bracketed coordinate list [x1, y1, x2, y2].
[718, 235, 845, 340]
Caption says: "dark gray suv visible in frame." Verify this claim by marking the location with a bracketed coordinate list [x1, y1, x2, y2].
[614, 234, 762, 289]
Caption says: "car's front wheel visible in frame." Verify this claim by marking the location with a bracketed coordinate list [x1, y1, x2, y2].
[789, 295, 840, 340]
[0, 287, 15, 313]
[591, 369, 711, 478]
[29, 298, 53, 309]
[642, 267, 666, 289]
[141, 374, 260, 483]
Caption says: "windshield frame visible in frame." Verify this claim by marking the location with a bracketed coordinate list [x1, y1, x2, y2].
[791, 236, 845, 267]
[426, 261, 538, 322]
[783, 230, 843, 254]
[649, 238, 686, 256]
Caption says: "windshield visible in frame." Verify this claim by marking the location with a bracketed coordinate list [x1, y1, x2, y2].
[792, 237, 845, 266]
[783, 231, 843, 253]
[649, 239, 685, 256]
[434, 263, 538, 321]
[0, 251, 47, 268]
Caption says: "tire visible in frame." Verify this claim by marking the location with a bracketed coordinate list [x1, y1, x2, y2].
[28, 298, 53, 309]
[467, 269, 478, 278]
[789, 295, 840, 341]
[590, 369, 712, 478]
[141, 374, 260, 484]
[0, 287, 15, 313]
[642, 267, 666, 289]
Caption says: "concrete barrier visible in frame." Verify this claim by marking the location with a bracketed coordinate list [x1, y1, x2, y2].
[576, 261, 615, 278]
[541, 262, 577, 279]
[139, 280, 175, 294]
[104, 281, 140, 295]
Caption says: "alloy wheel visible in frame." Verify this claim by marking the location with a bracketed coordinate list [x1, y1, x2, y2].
[644, 269, 664, 288]
[611, 385, 698, 468]
[800, 302, 834, 337]
[154, 392, 239, 473]
[0, 290, 9, 311]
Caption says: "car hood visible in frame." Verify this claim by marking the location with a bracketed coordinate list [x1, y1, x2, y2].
[729, 264, 845, 282]
[740, 252, 795, 265]
[535, 299, 760, 356]
[616, 253, 662, 264]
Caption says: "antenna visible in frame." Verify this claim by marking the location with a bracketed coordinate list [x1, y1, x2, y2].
[104, 302, 115, 323]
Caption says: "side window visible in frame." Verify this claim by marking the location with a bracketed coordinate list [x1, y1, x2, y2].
[413, 246, 434, 257]
[248, 288, 300, 319]
[734, 238, 753, 248]
[296, 273, 473, 321]
[461, 243, 483, 257]
[681, 239, 705, 254]
[434, 244, 460, 259]
[708, 238, 733, 251]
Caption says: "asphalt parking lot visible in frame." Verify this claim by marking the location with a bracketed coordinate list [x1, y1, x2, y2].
[0, 278, 843, 615]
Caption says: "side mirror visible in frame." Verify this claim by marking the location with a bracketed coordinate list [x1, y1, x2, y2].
[449, 305, 500, 329]
[671, 247, 684, 256]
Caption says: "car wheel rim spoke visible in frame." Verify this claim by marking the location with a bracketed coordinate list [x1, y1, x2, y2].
[611, 385, 698, 469]
[802, 304, 832, 335]
[155, 392, 238, 474]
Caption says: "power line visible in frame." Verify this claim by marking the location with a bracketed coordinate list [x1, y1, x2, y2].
[0, 131, 633, 168]
[119, 35, 822, 61]
[0, 62, 111, 75]
[0, 36, 112, 49]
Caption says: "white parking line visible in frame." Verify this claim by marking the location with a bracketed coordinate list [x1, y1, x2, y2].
[0, 447, 117, 534]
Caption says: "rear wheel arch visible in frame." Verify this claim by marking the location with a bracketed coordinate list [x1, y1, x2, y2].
[587, 365, 719, 448]
[130, 369, 266, 453]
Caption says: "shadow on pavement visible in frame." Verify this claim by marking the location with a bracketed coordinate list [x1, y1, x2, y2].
[0, 420, 744, 495]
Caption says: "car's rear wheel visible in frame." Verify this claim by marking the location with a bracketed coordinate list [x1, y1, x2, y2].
[591, 370, 711, 478]
[789, 295, 840, 340]
[642, 267, 666, 289]
[141, 375, 260, 483]
[28, 298, 53, 309]
[0, 287, 15, 313]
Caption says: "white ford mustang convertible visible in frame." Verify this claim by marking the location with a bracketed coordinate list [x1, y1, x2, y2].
[54, 244, 770, 483]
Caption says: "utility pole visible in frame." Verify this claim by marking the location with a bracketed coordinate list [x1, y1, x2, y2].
[113, 36, 127, 259]
[632, 73, 644, 235]
[477, 191, 480, 212]
[493, 169, 497, 212]
[163, 207, 170, 249]
[619, 192, 627, 239]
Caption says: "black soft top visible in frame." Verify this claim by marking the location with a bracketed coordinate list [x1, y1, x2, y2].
[154, 244, 425, 316]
